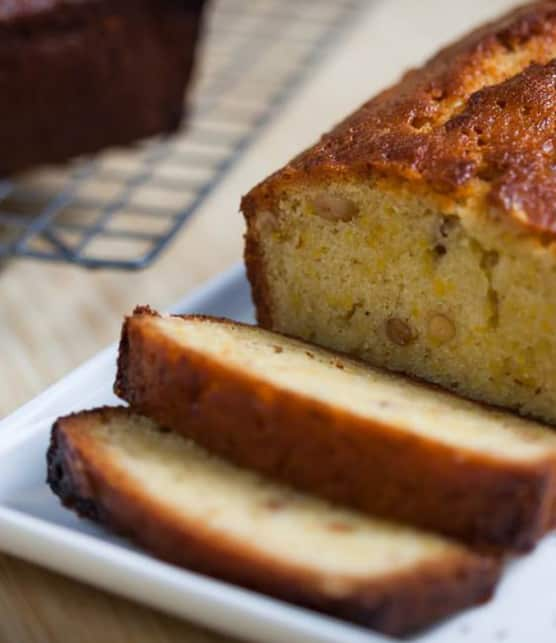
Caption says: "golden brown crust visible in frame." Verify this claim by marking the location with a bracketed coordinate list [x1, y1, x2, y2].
[115, 310, 556, 550]
[242, 2, 556, 236]
[242, 219, 274, 328]
[47, 406, 499, 636]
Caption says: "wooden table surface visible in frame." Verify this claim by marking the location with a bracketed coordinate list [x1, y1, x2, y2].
[0, 1, 518, 640]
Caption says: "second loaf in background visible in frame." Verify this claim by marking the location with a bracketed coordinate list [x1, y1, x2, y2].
[116, 307, 556, 550]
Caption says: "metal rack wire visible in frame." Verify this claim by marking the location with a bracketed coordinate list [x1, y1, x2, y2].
[0, 0, 362, 270]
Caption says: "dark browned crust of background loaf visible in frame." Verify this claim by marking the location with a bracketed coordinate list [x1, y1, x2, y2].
[242, 1, 556, 236]
[0, 0, 206, 176]
[115, 308, 556, 551]
[47, 407, 499, 636]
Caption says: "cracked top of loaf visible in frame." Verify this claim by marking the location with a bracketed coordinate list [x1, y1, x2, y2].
[245, 2, 556, 236]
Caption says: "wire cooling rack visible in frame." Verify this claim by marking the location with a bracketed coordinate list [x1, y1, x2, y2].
[0, 0, 362, 270]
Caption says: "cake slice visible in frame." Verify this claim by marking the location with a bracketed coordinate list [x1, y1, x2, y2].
[0, 0, 206, 176]
[241, 2, 556, 425]
[47, 407, 498, 636]
[115, 308, 556, 550]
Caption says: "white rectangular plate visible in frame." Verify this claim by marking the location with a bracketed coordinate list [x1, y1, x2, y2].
[1, 264, 555, 643]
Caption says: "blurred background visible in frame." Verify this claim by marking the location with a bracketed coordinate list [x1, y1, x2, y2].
[0, 1, 524, 641]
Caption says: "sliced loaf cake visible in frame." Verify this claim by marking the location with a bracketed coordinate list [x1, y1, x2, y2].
[241, 2, 556, 425]
[115, 308, 556, 550]
[47, 407, 498, 636]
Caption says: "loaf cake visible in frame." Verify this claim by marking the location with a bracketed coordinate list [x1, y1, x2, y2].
[0, 0, 206, 176]
[115, 308, 556, 550]
[47, 407, 499, 636]
[242, 1, 556, 425]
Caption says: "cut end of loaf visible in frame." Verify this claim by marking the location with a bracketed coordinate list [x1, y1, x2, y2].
[241, 1, 556, 425]
[243, 179, 556, 425]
